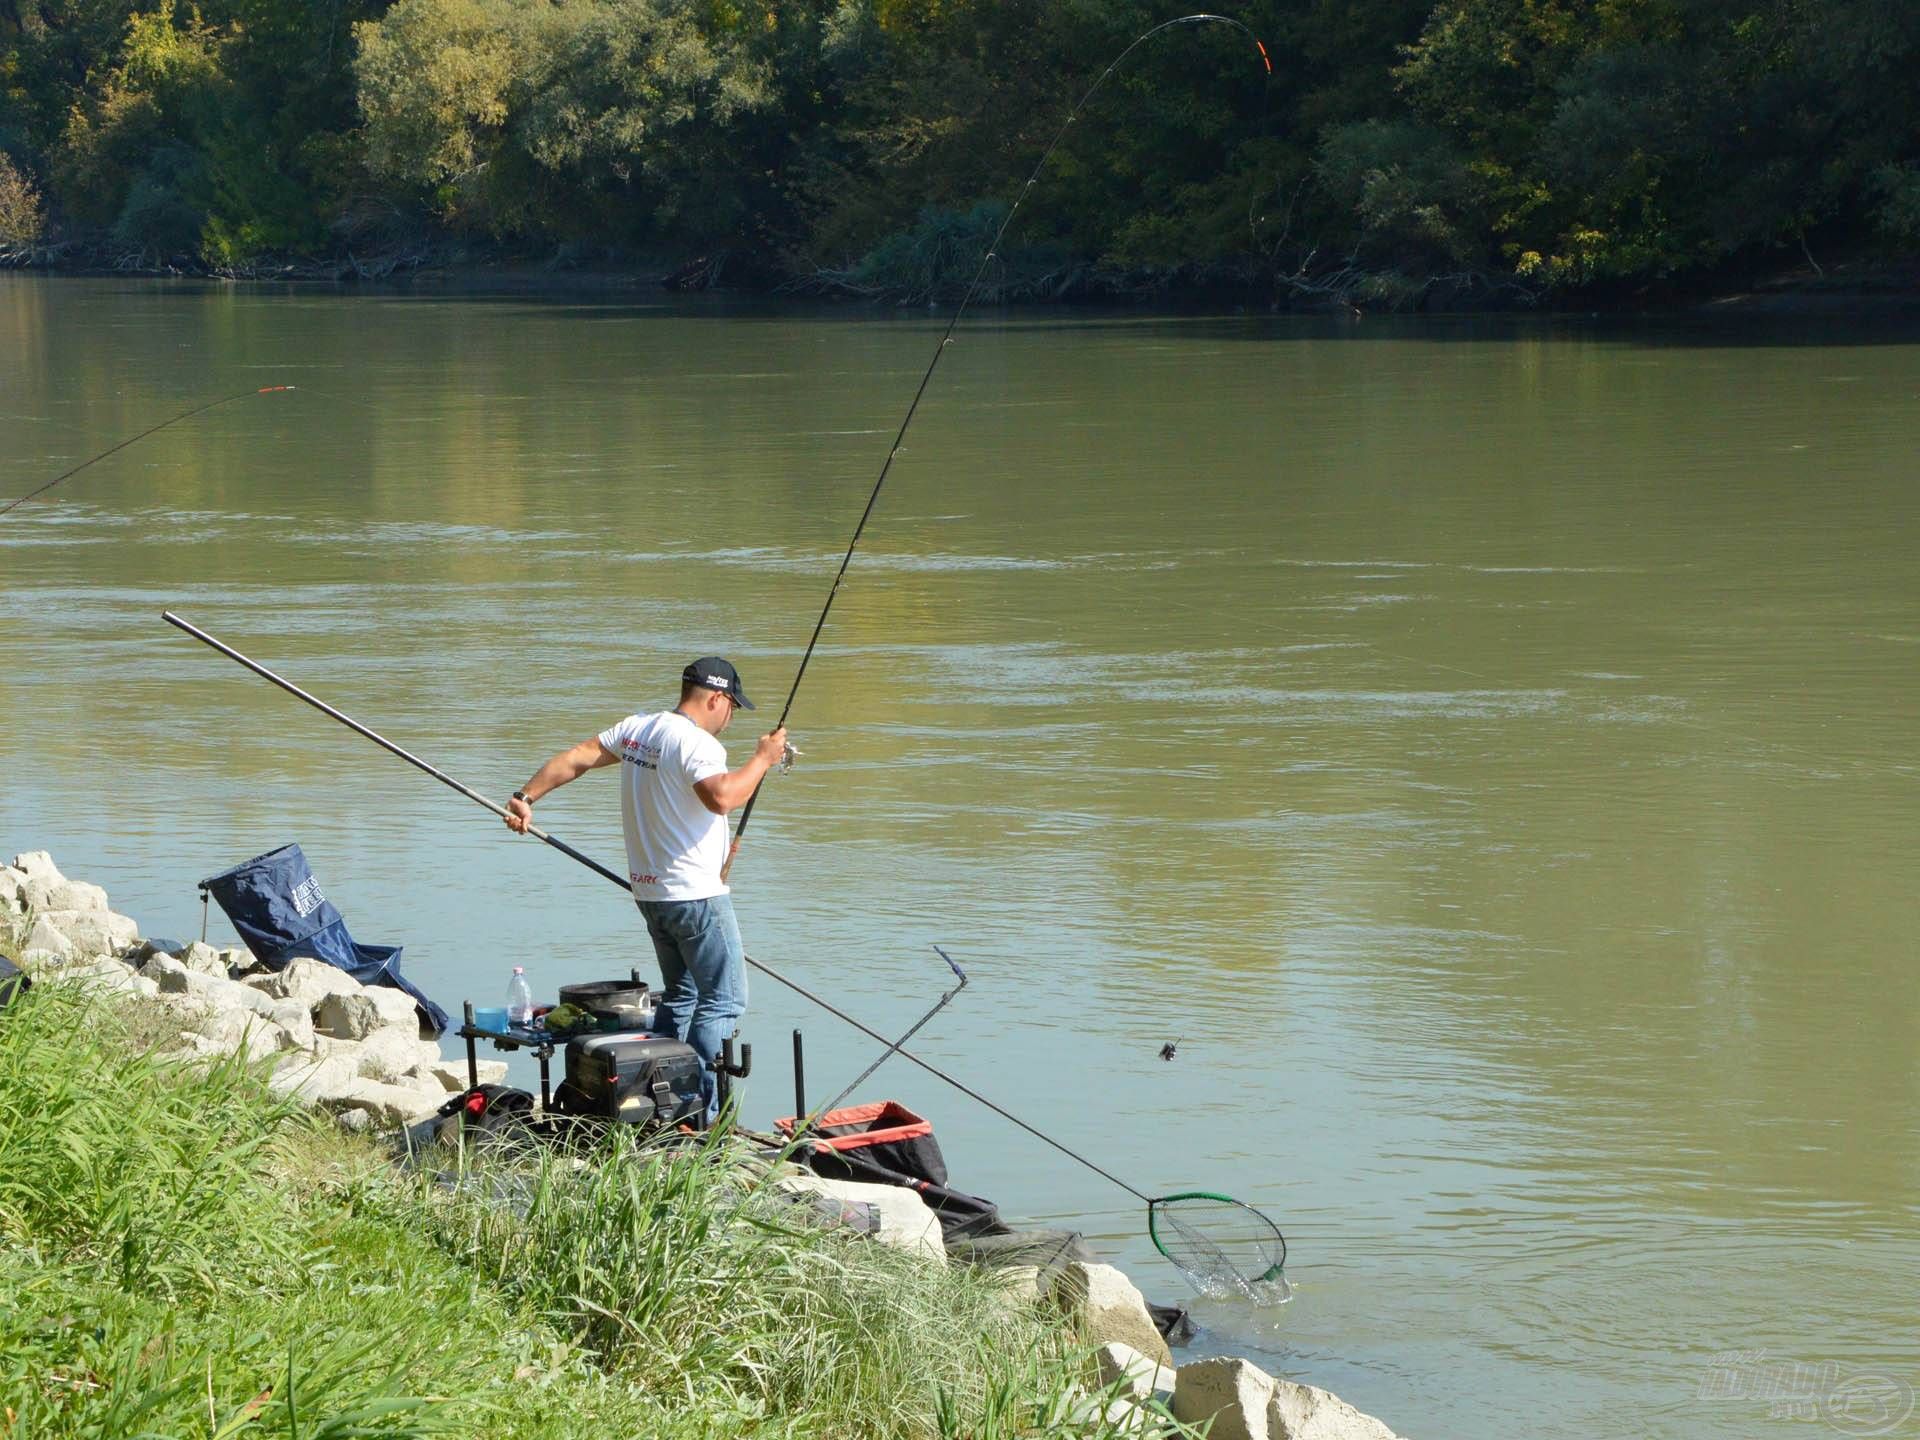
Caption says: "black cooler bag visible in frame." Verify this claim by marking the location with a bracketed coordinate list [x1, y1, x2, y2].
[553, 1032, 705, 1128]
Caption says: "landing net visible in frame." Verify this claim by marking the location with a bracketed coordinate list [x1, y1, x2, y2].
[1147, 1191, 1293, 1306]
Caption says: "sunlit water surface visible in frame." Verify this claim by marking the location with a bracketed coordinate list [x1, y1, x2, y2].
[4, 277, 1917, 1439]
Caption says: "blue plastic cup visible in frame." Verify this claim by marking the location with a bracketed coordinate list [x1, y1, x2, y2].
[472, 1006, 509, 1032]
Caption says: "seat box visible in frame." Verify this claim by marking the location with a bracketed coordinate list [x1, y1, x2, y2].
[554, 1032, 704, 1127]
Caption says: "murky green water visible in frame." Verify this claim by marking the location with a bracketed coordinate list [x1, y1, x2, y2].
[5, 276, 1917, 1439]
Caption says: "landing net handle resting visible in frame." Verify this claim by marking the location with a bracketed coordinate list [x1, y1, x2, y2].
[163, 610, 1289, 1293]
[728, 13, 1273, 848]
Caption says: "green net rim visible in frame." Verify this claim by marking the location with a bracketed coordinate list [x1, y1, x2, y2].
[1147, 1190, 1289, 1282]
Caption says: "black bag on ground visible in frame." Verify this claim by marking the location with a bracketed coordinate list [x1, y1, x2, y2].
[0, 955, 29, 1013]
[396, 1083, 537, 1156]
[551, 1032, 705, 1128]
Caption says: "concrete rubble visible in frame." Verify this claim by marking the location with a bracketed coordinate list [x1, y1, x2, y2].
[0, 848, 1412, 1439]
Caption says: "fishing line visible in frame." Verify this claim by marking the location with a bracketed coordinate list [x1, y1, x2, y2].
[730, 12, 1273, 847]
[0, 386, 298, 518]
[163, 607, 1291, 1296]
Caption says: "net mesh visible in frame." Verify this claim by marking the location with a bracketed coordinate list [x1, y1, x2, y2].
[1149, 1193, 1292, 1306]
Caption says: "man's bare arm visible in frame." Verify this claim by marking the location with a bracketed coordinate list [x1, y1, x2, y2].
[692, 726, 788, 815]
[504, 738, 617, 833]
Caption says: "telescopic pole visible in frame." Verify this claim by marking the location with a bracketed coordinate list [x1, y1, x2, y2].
[161, 609, 1145, 1200]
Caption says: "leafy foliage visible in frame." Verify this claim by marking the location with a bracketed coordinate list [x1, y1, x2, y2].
[0, 151, 46, 248]
[2, 0, 1917, 289]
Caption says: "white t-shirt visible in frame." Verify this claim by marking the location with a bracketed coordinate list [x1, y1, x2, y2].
[597, 710, 730, 902]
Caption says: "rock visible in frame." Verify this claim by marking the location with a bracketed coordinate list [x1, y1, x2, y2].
[335, 1108, 374, 1134]
[245, 957, 363, 1009]
[363, 984, 424, 1032]
[1172, 1358, 1277, 1440]
[315, 986, 419, 1041]
[141, 952, 212, 995]
[23, 915, 76, 962]
[173, 941, 230, 978]
[413, 1058, 507, 1093]
[328, 1077, 445, 1127]
[315, 991, 389, 1041]
[1096, 1341, 1178, 1405]
[354, 1025, 442, 1081]
[1047, 1263, 1173, 1369]
[269, 1054, 361, 1104]
[189, 1009, 282, 1062]
[46, 880, 109, 913]
[1268, 1381, 1403, 1440]
[992, 1264, 1047, 1303]
[10, 851, 64, 882]
[55, 959, 159, 1001]
[775, 1174, 947, 1262]
[0, 866, 26, 908]
[42, 908, 138, 958]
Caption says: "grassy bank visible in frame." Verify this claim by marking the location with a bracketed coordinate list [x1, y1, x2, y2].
[0, 982, 1150, 1438]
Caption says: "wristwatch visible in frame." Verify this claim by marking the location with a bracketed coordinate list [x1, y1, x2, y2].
[512, 790, 534, 805]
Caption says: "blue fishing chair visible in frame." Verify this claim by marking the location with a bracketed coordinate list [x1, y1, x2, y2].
[200, 843, 449, 1034]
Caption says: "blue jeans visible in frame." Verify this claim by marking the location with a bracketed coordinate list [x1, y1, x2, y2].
[637, 894, 747, 1118]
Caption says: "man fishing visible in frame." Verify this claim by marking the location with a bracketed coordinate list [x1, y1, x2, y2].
[504, 657, 787, 1115]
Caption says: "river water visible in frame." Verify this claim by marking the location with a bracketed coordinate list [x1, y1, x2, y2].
[4, 276, 1916, 1439]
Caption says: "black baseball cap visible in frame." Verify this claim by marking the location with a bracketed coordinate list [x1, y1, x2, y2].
[682, 656, 755, 710]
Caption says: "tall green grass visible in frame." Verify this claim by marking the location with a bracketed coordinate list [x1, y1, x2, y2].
[0, 984, 1167, 1438]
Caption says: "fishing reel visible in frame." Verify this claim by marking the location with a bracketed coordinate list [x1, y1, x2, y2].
[779, 739, 802, 775]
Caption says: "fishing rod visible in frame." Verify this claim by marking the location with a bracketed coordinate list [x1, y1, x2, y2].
[810, 944, 969, 1123]
[728, 12, 1273, 849]
[164, 608, 1289, 1296]
[0, 385, 298, 518]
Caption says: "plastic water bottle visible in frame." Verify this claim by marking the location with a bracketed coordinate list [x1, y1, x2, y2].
[506, 966, 533, 1027]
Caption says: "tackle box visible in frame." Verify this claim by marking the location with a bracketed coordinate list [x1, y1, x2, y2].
[552, 1031, 705, 1128]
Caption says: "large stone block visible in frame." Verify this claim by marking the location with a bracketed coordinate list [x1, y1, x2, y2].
[328, 1077, 446, 1127]
[1172, 1357, 1277, 1440]
[173, 941, 231, 978]
[46, 879, 109, 913]
[1047, 1263, 1173, 1369]
[414, 1058, 508, 1093]
[141, 951, 202, 994]
[354, 1025, 442, 1081]
[54, 959, 159, 1001]
[188, 1009, 282, 1062]
[10, 851, 64, 882]
[43, 908, 137, 958]
[775, 1173, 947, 1262]
[268, 1053, 361, 1104]
[0, 867, 26, 908]
[245, 957, 363, 1009]
[363, 984, 423, 1032]
[1267, 1381, 1403, 1440]
[23, 915, 76, 962]
[1096, 1341, 1178, 1405]
[315, 991, 391, 1041]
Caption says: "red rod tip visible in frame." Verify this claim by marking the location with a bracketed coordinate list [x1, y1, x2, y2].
[1256, 39, 1272, 73]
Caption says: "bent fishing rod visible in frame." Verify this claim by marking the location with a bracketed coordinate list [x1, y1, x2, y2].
[0, 386, 298, 518]
[728, 13, 1272, 849]
[162, 609, 1288, 1290]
